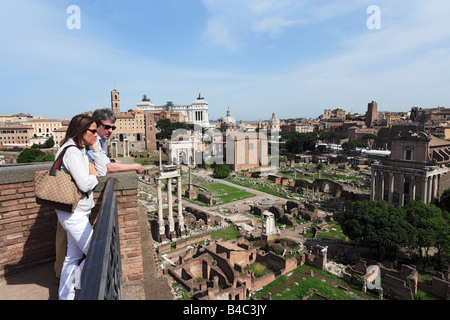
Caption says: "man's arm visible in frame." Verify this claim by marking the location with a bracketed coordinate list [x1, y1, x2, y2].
[106, 161, 145, 174]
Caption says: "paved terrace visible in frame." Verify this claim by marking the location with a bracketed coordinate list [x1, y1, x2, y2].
[0, 161, 174, 300]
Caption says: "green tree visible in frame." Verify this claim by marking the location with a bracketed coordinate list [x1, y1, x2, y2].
[342, 141, 357, 152]
[341, 200, 414, 260]
[155, 119, 194, 140]
[438, 188, 450, 212]
[281, 132, 317, 154]
[213, 163, 231, 179]
[319, 131, 348, 144]
[155, 119, 173, 139]
[17, 148, 54, 163]
[362, 133, 377, 141]
[404, 201, 449, 260]
[43, 136, 55, 148]
[317, 145, 327, 153]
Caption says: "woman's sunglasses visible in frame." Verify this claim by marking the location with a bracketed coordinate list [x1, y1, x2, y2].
[87, 129, 98, 134]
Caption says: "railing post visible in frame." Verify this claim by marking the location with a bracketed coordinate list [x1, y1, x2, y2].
[75, 177, 122, 300]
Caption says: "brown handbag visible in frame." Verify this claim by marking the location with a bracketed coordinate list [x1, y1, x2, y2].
[34, 145, 83, 212]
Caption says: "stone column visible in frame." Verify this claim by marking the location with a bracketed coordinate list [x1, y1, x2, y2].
[422, 176, 428, 204]
[432, 175, 438, 203]
[167, 178, 175, 234]
[436, 174, 441, 201]
[177, 175, 185, 234]
[428, 176, 434, 204]
[410, 175, 416, 202]
[370, 171, 376, 201]
[157, 178, 165, 236]
[379, 171, 385, 201]
[399, 173, 405, 207]
[388, 171, 394, 207]
[124, 138, 129, 157]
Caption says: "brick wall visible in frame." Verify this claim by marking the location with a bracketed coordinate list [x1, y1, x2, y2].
[0, 178, 57, 279]
[0, 163, 144, 287]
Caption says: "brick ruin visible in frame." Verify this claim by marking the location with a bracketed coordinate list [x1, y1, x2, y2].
[250, 199, 320, 225]
[165, 237, 297, 300]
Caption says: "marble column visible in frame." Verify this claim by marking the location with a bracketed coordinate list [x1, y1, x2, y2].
[370, 170, 376, 201]
[422, 176, 428, 204]
[167, 178, 175, 234]
[432, 175, 438, 203]
[399, 173, 405, 207]
[388, 171, 394, 207]
[177, 176, 185, 234]
[157, 178, 165, 236]
[379, 171, 385, 201]
[428, 176, 433, 204]
[411, 175, 416, 202]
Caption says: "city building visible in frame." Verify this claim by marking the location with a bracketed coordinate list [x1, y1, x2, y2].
[365, 101, 379, 128]
[0, 125, 34, 147]
[370, 125, 450, 206]
[321, 108, 346, 120]
[27, 118, 66, 138]
[219, 109, 269, 172]
[136, 93, 212, 128]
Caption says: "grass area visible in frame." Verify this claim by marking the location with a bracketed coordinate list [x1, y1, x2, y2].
[185, 181, 255, 206]
[315, 223, 347, 241]
[226, 175, 293, 198]
[211, 224, 242, 241]
[207, 182, 255, 204]
[252, 264, 372, 300]
[244, 262, 274, 278]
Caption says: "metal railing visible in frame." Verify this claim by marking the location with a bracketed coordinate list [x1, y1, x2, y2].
[75, 177, 122, 300]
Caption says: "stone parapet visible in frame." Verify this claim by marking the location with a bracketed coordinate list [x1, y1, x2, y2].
[0, 163, 143, 287]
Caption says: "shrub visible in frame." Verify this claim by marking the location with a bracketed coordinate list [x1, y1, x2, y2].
[214, 163, 231, 179]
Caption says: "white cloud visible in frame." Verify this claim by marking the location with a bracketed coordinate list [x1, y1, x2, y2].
[202, 0, 305, 50]
[201, 0, 373, 51]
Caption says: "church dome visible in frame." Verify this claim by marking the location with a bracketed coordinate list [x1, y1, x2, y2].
[223, 108, 236, 124]
[269, 112, 280, 126]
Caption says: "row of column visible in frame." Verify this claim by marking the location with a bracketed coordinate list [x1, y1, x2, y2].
[157, 175, 185, 238]
[370, 170, 440, 206]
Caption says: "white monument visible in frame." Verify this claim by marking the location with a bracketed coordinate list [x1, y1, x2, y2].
[262, 211, 277, 241]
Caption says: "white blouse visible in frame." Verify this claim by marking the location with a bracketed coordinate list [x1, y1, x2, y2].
[56, 139, 107, 212]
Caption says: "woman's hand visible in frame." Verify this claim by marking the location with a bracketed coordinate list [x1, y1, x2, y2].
[91, 139, 100, 153]
[89, 161, 98, 176]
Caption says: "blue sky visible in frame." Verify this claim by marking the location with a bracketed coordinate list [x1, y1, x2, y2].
[1, 0, 450, 121]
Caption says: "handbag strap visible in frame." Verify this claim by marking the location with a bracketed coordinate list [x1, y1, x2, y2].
[50, 145, 76, 176]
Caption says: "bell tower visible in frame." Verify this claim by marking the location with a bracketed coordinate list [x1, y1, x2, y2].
[111, 88, 120, 115]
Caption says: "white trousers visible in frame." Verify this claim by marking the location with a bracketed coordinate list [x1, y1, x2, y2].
[56, 209, 93, 300]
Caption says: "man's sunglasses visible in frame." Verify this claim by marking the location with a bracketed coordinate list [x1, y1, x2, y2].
[101, 123, 116, 131]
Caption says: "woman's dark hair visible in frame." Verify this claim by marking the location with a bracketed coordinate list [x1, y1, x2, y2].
[61, 114, 96, 148]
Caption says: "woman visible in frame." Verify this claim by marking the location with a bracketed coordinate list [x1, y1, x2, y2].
[55, 114, 106, 300]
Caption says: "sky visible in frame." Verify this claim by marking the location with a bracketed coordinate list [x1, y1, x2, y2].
[0, 0, 449, 122]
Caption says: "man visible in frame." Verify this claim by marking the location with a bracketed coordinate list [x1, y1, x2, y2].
[54, 108, 144, 280]
[89, 108, 145, 174]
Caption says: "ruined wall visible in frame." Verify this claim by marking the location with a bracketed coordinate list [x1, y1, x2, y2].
[251, 273, 276, 292]
[256, 251, 291, 274]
